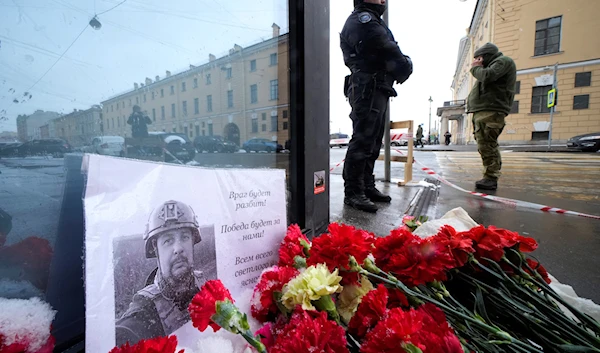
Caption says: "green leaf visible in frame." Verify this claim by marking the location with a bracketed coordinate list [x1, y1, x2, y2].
[402, 343, 424, 353]
[556, 345, 600, 352]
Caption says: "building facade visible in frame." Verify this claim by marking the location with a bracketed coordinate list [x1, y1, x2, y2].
[101, 25, 290, 148]
[15, 110, 61, 142]
[445, 0, 600, 144]
[52, 106, 103, 147]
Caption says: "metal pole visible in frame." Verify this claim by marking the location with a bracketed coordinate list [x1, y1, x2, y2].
[428, 96, 433, 144]
[548, 63, 558, 149]
[383, 6, 391, 182]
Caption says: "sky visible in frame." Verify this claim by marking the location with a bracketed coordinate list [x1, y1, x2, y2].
[0, 0, 476, 134]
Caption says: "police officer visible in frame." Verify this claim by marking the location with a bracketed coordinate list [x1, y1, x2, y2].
[127, 105, 152, 138]
[341, 0, 413, 213]
[115, 200, 206, 345]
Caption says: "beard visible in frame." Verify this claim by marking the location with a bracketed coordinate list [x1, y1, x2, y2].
[160, 258, 196, 311]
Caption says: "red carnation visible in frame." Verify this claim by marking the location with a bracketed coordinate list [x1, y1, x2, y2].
[413, 304, 463, 353]
[349, 284, 389, 338]
[271, 309, 349, 353]
[360, 307, 425, 353]
[0, 236, 53, 290]
[434, 226, 475, 268]
[387, 287, 410, 309]
[373, 228, 417, 272]
[251, 266, 299, 322]
[308, 223, 375, 284]
[109, 335, 182, 353]
[278, 224, 310, 268]
[526, 259, 551, 284]
[188, 280, 234, 332]
[463, 225, 505, 261]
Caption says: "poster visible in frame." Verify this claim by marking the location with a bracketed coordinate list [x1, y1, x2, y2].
[314, 170, 326, 195]
[83, 155, 286, 351]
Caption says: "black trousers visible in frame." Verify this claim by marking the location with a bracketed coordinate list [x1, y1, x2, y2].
[343, 87, 389, 195]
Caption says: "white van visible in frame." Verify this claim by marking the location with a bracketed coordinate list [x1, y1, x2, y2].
[330, 133, 350, 148]
[84, 136, 125, 156]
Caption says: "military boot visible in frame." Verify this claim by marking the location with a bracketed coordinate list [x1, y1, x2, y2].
[475, 178, 498, 190]
[365, 175, 392, 203]
[344, 192, 378, 213]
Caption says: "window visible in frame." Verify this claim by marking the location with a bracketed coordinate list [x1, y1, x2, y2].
[170, 85, 175, 95]
[129, 99, 132, 106]
[173, 128, 177, 133]
[194, 98, 199, 115]
[152, 92, 155, 100]
[193, 78, 198, 88]
[135, 97, 139, 104]
[208, 123, 213, 136]
[270, 79, 278, 100]
[262, 124, 267, 132]
[111, 105, 113, 112]
[143, 94, 146, 102]
[227, 90, 234, 108]
[510, 101, 520, 114]
[575, 72, 592, 87]
[531, 85, 552, 113]
[182, 82, 186, 92]
[152, 108, 156, 121]
[195, 126, 200, 136]
[226, 67, 232, 79]
[573, 95, 590, 110]
[206, 74, 211, 85]
[250, 60, 257, 72]
[171, 103, 176, 118]
[283, 122, 288, 130]
[207, 95, 213, 112]
[117, 117, 120, 127]
[532, 131, 549, 141]
[283, 110, 288, 119]
[262, 113, 266, 120]
[534, 16, 561, 56]
[184, 126, 188, 136]
[182, 101, 188, 116]
[271, 116, 278, 131]
[161, 106, 165, 119]
[252, 118, 258, 133]
[250, 84, 258, 103]
[515, 81, 521, 94]
[270, 53, 277, 66]
[161, 89, 164, 97]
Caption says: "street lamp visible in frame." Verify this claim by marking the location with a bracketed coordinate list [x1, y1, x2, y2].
[428, 96, 433, 143]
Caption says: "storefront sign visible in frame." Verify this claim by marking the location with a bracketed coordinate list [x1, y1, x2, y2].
[83, 155, 286, 351]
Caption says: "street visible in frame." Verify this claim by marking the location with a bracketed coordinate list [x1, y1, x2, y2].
[330, 146, 600, 303]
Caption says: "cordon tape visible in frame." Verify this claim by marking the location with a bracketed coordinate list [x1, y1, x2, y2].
[327, 149, 600, 220]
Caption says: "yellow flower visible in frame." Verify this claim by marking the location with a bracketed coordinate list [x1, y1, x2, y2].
[281, 264, 343, 310]
[337, 276, 374, 324]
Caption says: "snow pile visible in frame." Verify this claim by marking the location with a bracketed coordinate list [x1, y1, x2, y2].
[0, 297, 56, 352]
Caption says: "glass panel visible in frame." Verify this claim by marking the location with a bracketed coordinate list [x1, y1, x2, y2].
[534, 47, 545, 56]
[0, 0, 290, 348]
[535, 31, 546, 39]
[549, 16, 562, 27]
[547, 35, 560, 45]
[548, 44, 560, 54]
[548, 27, 561, 36]
[536, 19, 548, 30]
[535, 39, 546, 48]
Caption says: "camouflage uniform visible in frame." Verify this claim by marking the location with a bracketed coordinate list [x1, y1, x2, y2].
[473, 111, 506, 180]
[115, 201, 205, 346]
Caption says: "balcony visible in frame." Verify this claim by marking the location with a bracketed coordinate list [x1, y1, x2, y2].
[443, 100, 466, 107]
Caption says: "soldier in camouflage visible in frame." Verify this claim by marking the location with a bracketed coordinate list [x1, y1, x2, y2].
[467, 43, 517, 190]
[115, 200, 206, 345]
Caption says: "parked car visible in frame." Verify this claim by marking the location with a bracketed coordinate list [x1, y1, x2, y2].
[567, 132, 600, 152]
[83, 136, 125, 156]
[125, 132, 196, 163]
[17, 139, 72, 157]
[330, 133, 350, 148]
[194, 135, 238, 153]
[242, 138, 283, 153]
[0, 143, 22, 157]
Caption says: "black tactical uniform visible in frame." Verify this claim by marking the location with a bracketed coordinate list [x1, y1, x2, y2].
[341, 0, 413, 212]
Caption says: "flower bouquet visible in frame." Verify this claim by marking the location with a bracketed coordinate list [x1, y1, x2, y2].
[110, 219, 600, 353]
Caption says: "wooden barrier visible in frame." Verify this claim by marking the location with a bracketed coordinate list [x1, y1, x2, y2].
[377, 120, 414, 186]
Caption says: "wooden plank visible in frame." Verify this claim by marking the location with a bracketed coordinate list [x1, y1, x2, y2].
[390, 121, 413, 130]
[377, 155, 412, 163]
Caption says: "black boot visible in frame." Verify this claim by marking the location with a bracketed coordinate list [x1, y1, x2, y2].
[344, 192, 378, 213]
[364, 175, 392, 203]
[475, 178, 498, 190]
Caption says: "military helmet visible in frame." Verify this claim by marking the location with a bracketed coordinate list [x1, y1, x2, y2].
[144, 200, 201, 258]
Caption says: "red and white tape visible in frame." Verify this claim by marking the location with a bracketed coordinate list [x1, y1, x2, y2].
[391, 148, 600, 220]
[330, 159, 345, 172]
